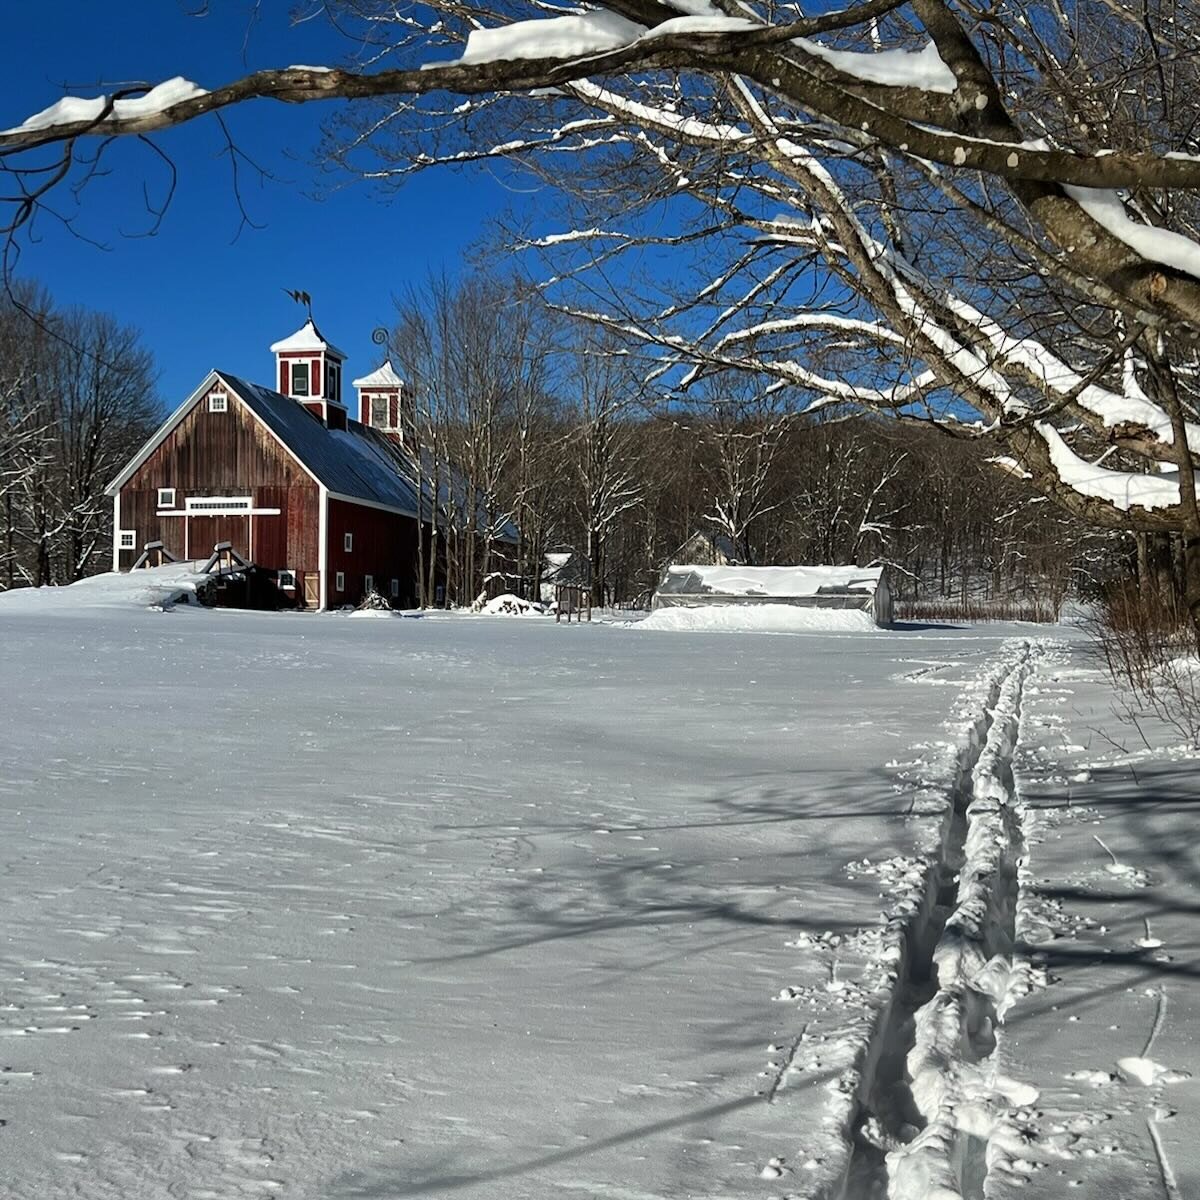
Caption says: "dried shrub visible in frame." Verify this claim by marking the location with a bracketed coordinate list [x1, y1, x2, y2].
[896, 597, 1060, 624]
[1088, 580, 1200, 748]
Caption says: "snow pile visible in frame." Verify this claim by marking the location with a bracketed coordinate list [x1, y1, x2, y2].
[457, 12, 644, 65]
[0, 564, 214, 612]
[637, 603, 877, 633]
[474, 592, 546, 617]
[347, 589, 397, 618]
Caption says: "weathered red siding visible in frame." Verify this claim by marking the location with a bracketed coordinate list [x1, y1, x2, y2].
[325, 498, 422, 608]
[116, 383, 320, 585]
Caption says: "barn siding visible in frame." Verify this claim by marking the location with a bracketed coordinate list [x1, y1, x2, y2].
[117, 385, 319, 576]
[325, 498, 422, 609]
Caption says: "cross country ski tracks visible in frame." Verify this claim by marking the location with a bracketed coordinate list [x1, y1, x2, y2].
[815, 643, 1043, 1200]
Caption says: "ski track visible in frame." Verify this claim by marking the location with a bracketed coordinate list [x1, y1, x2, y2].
[783, 640, 1047, 1200]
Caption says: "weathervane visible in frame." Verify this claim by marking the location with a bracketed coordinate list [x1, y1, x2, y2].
[372, 327, 388, 349]
[283, 288, 313, 317]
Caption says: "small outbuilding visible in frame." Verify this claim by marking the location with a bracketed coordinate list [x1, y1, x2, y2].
[653, 564, 894, 627]
[540, 550, 590, 604]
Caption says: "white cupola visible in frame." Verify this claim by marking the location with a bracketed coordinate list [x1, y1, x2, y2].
[270, 318, 347, 428]
[353, 360, 408, 442]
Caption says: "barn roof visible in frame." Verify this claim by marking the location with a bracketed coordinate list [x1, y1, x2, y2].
[659, 564, 885, 598]
[106, 368, 517, 540]
[218, 373, 424, 518]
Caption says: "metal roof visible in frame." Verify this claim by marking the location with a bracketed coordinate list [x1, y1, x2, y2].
[107, 368, 518, 541]
[219, 373, 423, 517]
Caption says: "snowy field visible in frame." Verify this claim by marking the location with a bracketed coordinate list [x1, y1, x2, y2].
[0, 582, 1196, 1199]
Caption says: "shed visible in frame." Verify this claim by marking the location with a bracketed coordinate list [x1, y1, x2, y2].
[540, 550, 590, 604]
[653, 564, 894, 627]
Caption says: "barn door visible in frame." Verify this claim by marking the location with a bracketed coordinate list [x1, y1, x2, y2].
[187, 515, 251, 564]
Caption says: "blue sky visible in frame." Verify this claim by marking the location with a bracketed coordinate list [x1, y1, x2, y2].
[1, 3, 530, 405]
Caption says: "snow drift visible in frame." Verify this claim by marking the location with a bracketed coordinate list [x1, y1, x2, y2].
[0, 565, 214, 613]
[636, 603, 879, 633]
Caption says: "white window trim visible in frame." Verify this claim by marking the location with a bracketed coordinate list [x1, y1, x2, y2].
[291, 361, 310, 397]
[390, 578, 399, 598]
[208, 391, 228, 412]
[364, 574, 374, 594]
[369, 394, 394, 430]
[278, 569, 297, 590]
[185, 495, 252, 514]
[335, 571, 345, 592]
[118, 529, 136, 550]
[157, 487, 176, 509]
[344, 532, 353, 552]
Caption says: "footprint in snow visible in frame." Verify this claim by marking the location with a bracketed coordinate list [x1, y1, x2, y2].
[759, 1156, 788, 1179]
[1117, 1057, 1191, 1086]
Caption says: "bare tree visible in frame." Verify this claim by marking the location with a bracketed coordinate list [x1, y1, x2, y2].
[563, 336, 646, 604]
[0, 289, 158, 587]
[392, 272, 552, 603]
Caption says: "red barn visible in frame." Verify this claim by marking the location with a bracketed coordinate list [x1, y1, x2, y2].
[106, 319, 490, 610]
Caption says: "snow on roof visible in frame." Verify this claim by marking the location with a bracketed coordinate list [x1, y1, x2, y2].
[5, 77, 207, 135]
[659, 564, 885, 597]
[352, 361, 405, 389]
[219, 373, 424, 518]
[269, 318, 346, 359]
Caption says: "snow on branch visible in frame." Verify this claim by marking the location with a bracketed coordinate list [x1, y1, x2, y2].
[1036, 422, 1188, 512]
[455, 11, 646, 65]
[4, 78, 208, 136]
[793, 38, 955, 93]
[1064, 185, 1200, 283]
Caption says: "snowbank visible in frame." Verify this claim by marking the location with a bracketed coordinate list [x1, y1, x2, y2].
[0, 565, 214, 613]
[636, 603, 878, 633]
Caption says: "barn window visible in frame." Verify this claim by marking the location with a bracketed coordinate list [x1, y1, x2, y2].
[208, 391, 228, 413]
[292, 362, 310, 397]
[278, 569, 296, 590]
[329, 362, 341, 404]
[390, 578, 399, 599]
[335, 571, 345, 592]
[344, 532, 353, 552]
[186, 496, 251, 513]
[118, 529, 136, 550]
[370, 396, 390, 428]
[157, 487, 176, 509]
[364, 574, 375, 594]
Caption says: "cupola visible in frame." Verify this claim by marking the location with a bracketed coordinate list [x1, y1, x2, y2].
[353, 360, 409, 443]
[270, 318, 347, 429]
